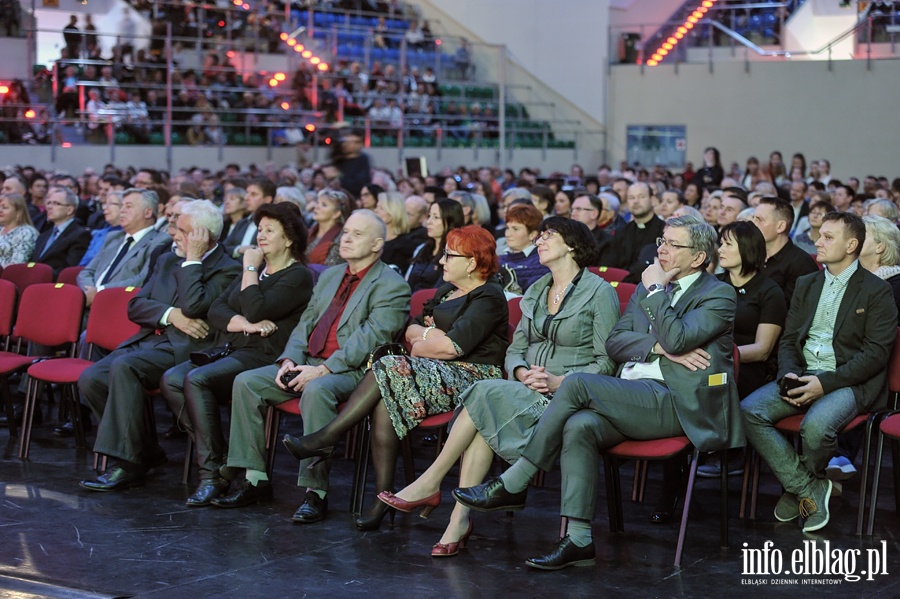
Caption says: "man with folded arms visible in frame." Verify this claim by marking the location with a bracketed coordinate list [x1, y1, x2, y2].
[455, 215, 742, 569]
[78, 200, 240, 492]
[741, 212, 896, 532]
[212, 210, 409, 524]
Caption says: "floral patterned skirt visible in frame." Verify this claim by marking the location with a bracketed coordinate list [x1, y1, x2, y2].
[372, 355, 501, 439]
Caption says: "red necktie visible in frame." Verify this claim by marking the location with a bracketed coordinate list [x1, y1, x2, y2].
[307, 273, 358, 356]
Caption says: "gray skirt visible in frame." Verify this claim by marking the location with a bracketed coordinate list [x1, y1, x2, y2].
[460, 379, 550, 464]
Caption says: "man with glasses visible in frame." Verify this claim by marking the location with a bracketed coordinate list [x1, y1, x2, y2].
[30, 186, 91, 277]
[570, 192, 613, 265]
[455, 215, 742, 570]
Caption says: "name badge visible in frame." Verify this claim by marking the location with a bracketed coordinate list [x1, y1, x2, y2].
[708, 373, 728, 387]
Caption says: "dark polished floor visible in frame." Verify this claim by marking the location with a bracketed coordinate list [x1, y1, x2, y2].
[1, 398, 899, 599]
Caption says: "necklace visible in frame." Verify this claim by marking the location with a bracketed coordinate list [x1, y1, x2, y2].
[552, 283, 570, 305]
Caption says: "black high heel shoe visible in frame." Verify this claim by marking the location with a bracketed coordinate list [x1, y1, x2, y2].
[356, 500, 395, 531]
[282, 433, 334, 467]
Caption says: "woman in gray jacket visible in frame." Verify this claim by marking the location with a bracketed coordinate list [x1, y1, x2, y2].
[379, 217, 620, 557]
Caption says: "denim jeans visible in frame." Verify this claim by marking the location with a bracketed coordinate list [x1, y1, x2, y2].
[741, 380, 857, 497]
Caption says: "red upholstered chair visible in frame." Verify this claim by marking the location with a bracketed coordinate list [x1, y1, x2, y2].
[0, 283, 84, 446]
[600, 345, 740, 568]
[0, 279, 18, 352]
[741, 327, 900, 536]
[56, 265, 84, 286]
[1, 262, 54, 292]
[867, 413, 900, 535]
[410, 287, 438, 319]
[588, 265, 629, 283]
[608, 281, 636, 316]
[19, 286, 139, 459]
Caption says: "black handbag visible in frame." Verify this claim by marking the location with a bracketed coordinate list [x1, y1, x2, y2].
[189, 342, 234, 366]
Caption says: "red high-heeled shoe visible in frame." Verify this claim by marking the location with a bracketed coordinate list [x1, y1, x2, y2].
[431, 519, 474, 557]
[377, 489, 441, 518]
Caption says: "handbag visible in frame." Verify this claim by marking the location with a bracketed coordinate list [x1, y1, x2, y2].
[189, 342, 234, 366]
[366, 342, 408, 370]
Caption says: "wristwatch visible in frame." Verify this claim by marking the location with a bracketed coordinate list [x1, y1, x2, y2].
[647, 283, 665, 293]
[245, 265, 257, 272]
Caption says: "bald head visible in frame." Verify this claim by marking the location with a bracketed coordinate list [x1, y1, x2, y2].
[1, 177, 25, 197]
[405, 195, 428, 228]
[339, 209, 386, 269]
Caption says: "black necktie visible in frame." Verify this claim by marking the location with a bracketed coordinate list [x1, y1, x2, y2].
[100, 236, 134, 286]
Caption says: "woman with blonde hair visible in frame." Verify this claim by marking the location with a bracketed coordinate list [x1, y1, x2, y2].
[374, 191, 418, 273]
[0, 193, 38, 267]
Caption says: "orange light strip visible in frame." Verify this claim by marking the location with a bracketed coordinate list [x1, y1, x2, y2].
[645, 0, 717, 67]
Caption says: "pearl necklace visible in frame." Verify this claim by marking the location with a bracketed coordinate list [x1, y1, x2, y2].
[552, 283, 571, 305]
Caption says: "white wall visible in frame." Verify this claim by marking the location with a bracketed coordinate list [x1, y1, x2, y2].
[607, 59, 900, 179]
[424, 0, 609, 128]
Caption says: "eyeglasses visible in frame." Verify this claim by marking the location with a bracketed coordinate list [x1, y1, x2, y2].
[656, 237, 695, 251]
[442, 249, 471, 260]
[44, 200, 68, 208]
[537, 229, 558, 241]
[571, 206, 598, 213]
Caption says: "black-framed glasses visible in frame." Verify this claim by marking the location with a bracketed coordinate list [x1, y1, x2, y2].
[571, 206, 598, 214]
[537, 228, 558, 241]
[442, 249, 471, 260]
[656, 237, 695, 250]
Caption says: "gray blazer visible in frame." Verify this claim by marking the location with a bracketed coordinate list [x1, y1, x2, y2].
[607, 270, 743, 452]
[77, 228, 161, 290]
[278, 260, 410, 375]
[506, 270, 618, 378]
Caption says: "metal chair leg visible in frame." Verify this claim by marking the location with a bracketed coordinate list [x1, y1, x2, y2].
[674, 448, 701, 568]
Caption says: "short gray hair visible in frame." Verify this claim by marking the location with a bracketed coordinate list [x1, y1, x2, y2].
[502, 187, 532, 204]
[181, 199, 223, 239]
[863, 215, 900, 267]
[865, 198, 899, 222]
[50, 186, 79, 207]
[123, 188, 159, 218]
[665, 214, 718, 267]
[275, 186, 305, 212]
[599, 191, 620, 214]
[353, 208, 387, 242]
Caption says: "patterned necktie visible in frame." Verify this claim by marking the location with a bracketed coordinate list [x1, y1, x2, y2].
[100, 236, 134, 286]
[307, 273, 359, 356]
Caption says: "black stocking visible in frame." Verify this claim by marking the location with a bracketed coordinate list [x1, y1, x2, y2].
[365, 400, 400, 515]
[303, 370, 382, 450]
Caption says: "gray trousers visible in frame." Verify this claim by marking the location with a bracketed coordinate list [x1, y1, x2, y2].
[226, 363, 362, 492]
[521, 373, 683, 521]
[79, 339, 175, 465]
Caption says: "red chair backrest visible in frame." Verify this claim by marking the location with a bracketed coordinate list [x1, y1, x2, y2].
[507, 296, 522, 330]
[1, 262, 54, 292]
[13, 283, 85, 347]
[85, 286, 142, 351]
[57, 265, 84, 286]
[588, 266, 630, 283]
[0, 279, 18, 338]
[609, 281, 637, 315]
[410, 287, 438, 320]
[733, 344, 740, 382]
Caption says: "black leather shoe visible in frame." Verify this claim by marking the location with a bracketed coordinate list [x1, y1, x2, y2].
[292, 491, 328, 524]
[211, 479, 273, 508]
[355, 500, 394, 531]
[186, 477, 230, 507]
[650, 492, 681, 525]
[452, 476, 527, 512]
[79, 465, 145, 492]
[54, 405, 93, 437]
[525, 536, 597, 570]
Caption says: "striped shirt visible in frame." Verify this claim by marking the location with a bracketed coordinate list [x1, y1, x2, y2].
[802, 260, 858, 371]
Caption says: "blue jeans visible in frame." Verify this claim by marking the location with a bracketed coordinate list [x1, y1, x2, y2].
[741, 380, 857, 497]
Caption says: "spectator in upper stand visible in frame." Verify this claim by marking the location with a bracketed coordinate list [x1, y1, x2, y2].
[0, 193, 38, 268]
[612, 182, 665, 283]
[717, 187, 749, 230]
[695, 146, 724, 191]
[832, 184, 854, 212]
[753, 196, 819, 305]
[334, 129, 371, 198]
[226, 178, 274, 259]
[63, 15, 81, 58]
[404, 20, 425, 50]
[570, 193, 613, 266]
[498, 203, 548, 294]
[454, 38, 473, 79]
[30, 186, 92, 277]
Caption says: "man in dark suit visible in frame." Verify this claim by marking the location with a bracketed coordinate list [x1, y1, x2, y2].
[211, 210, 410, 523]
[455, 215, 742, 570]
[612, 182, 665, 283]
[78, 200, 240, 492]
[30, 187, 91, 277]
[76, 188, 160, 306]
[741, 212, 896, 533]
[221, 178, 274, 259]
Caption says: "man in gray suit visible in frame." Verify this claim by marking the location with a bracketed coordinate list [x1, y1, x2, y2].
[455, 215, 742, 570]
[212, 210, 410, 522]
[77, 188, 160, 306]
[78, 200, 241, 492]
[742, 212, 896, 533]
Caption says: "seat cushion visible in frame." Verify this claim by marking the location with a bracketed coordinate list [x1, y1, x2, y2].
[777, 413, 868, 434]
[881, 414, 900, 440]
[27, 357, 92, 383]
[606, 436, 692, 459]
[0, 352, 39, 375]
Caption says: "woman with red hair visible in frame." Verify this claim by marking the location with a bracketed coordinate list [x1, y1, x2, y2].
[283, 225, 509, 530]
